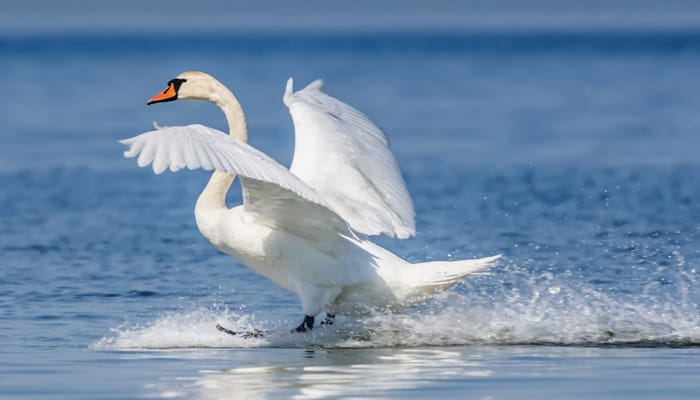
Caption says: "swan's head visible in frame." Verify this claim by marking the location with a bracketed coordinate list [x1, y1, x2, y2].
[147, 71, 220, 105]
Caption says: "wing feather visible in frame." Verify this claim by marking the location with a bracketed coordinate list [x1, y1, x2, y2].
[152, 137, 171, 174]
[284, 78, 416, 239]
[120, 124, 352, 238]
[136, 135, 158, 168]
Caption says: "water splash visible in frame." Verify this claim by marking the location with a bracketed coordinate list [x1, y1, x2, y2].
[94, 259, 700, 350]
[93, 309, 268, 349]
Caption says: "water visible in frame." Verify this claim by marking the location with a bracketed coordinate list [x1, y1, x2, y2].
[2, 27, 700, 399]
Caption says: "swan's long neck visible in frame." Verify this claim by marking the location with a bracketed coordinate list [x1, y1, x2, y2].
[195, 79, 247, 214]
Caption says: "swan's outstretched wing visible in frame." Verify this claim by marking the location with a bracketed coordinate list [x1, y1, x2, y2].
[120, 124, 351, 238]
[284, 79, 416, 239]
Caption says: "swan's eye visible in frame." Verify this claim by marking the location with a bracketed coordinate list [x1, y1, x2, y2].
[168, 78, 187, 93]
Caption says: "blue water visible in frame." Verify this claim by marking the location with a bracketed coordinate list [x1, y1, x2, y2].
[2, 30, 700, 399]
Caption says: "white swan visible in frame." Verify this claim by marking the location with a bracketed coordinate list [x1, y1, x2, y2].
[121, 71, 500, 332]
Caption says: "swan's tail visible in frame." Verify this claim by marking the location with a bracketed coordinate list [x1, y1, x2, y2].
[403, 254, 501, 301]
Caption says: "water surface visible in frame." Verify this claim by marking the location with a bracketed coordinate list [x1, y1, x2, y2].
[1, 29, 700, 399]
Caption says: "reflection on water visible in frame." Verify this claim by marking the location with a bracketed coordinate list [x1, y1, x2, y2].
[140, 345, 700, 399]
[148, 348, 492, 399]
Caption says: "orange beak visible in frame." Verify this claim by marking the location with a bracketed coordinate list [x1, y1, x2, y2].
[147, 82, 178, 105]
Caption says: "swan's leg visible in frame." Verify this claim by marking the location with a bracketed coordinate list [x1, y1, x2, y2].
[321, 314, 335, 326]
[293, 284, 341, 332]
[294, 315, 315, 332]
[216, 324, 265, 338]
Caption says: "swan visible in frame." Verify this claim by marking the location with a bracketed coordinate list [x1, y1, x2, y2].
[120, 71, 500, 332]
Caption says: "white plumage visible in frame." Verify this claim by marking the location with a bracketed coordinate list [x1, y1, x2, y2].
[285, 78, 415, 239]
[121, 71, 500, 329]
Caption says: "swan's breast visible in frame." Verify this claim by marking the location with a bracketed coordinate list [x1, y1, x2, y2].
[195, 207, 404, 300]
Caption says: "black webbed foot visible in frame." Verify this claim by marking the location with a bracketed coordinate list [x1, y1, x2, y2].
[321, 313, 336, 326]
[293, 315, 315, 332]
[216, 324, 265, 338]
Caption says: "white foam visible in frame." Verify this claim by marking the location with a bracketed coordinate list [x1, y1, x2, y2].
[93, 309, 268, 349]
[94, 263, 700, 349]
[94, 294, 700, 350]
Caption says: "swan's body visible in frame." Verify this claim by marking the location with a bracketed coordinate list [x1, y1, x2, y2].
[122, 71, 500, 330]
